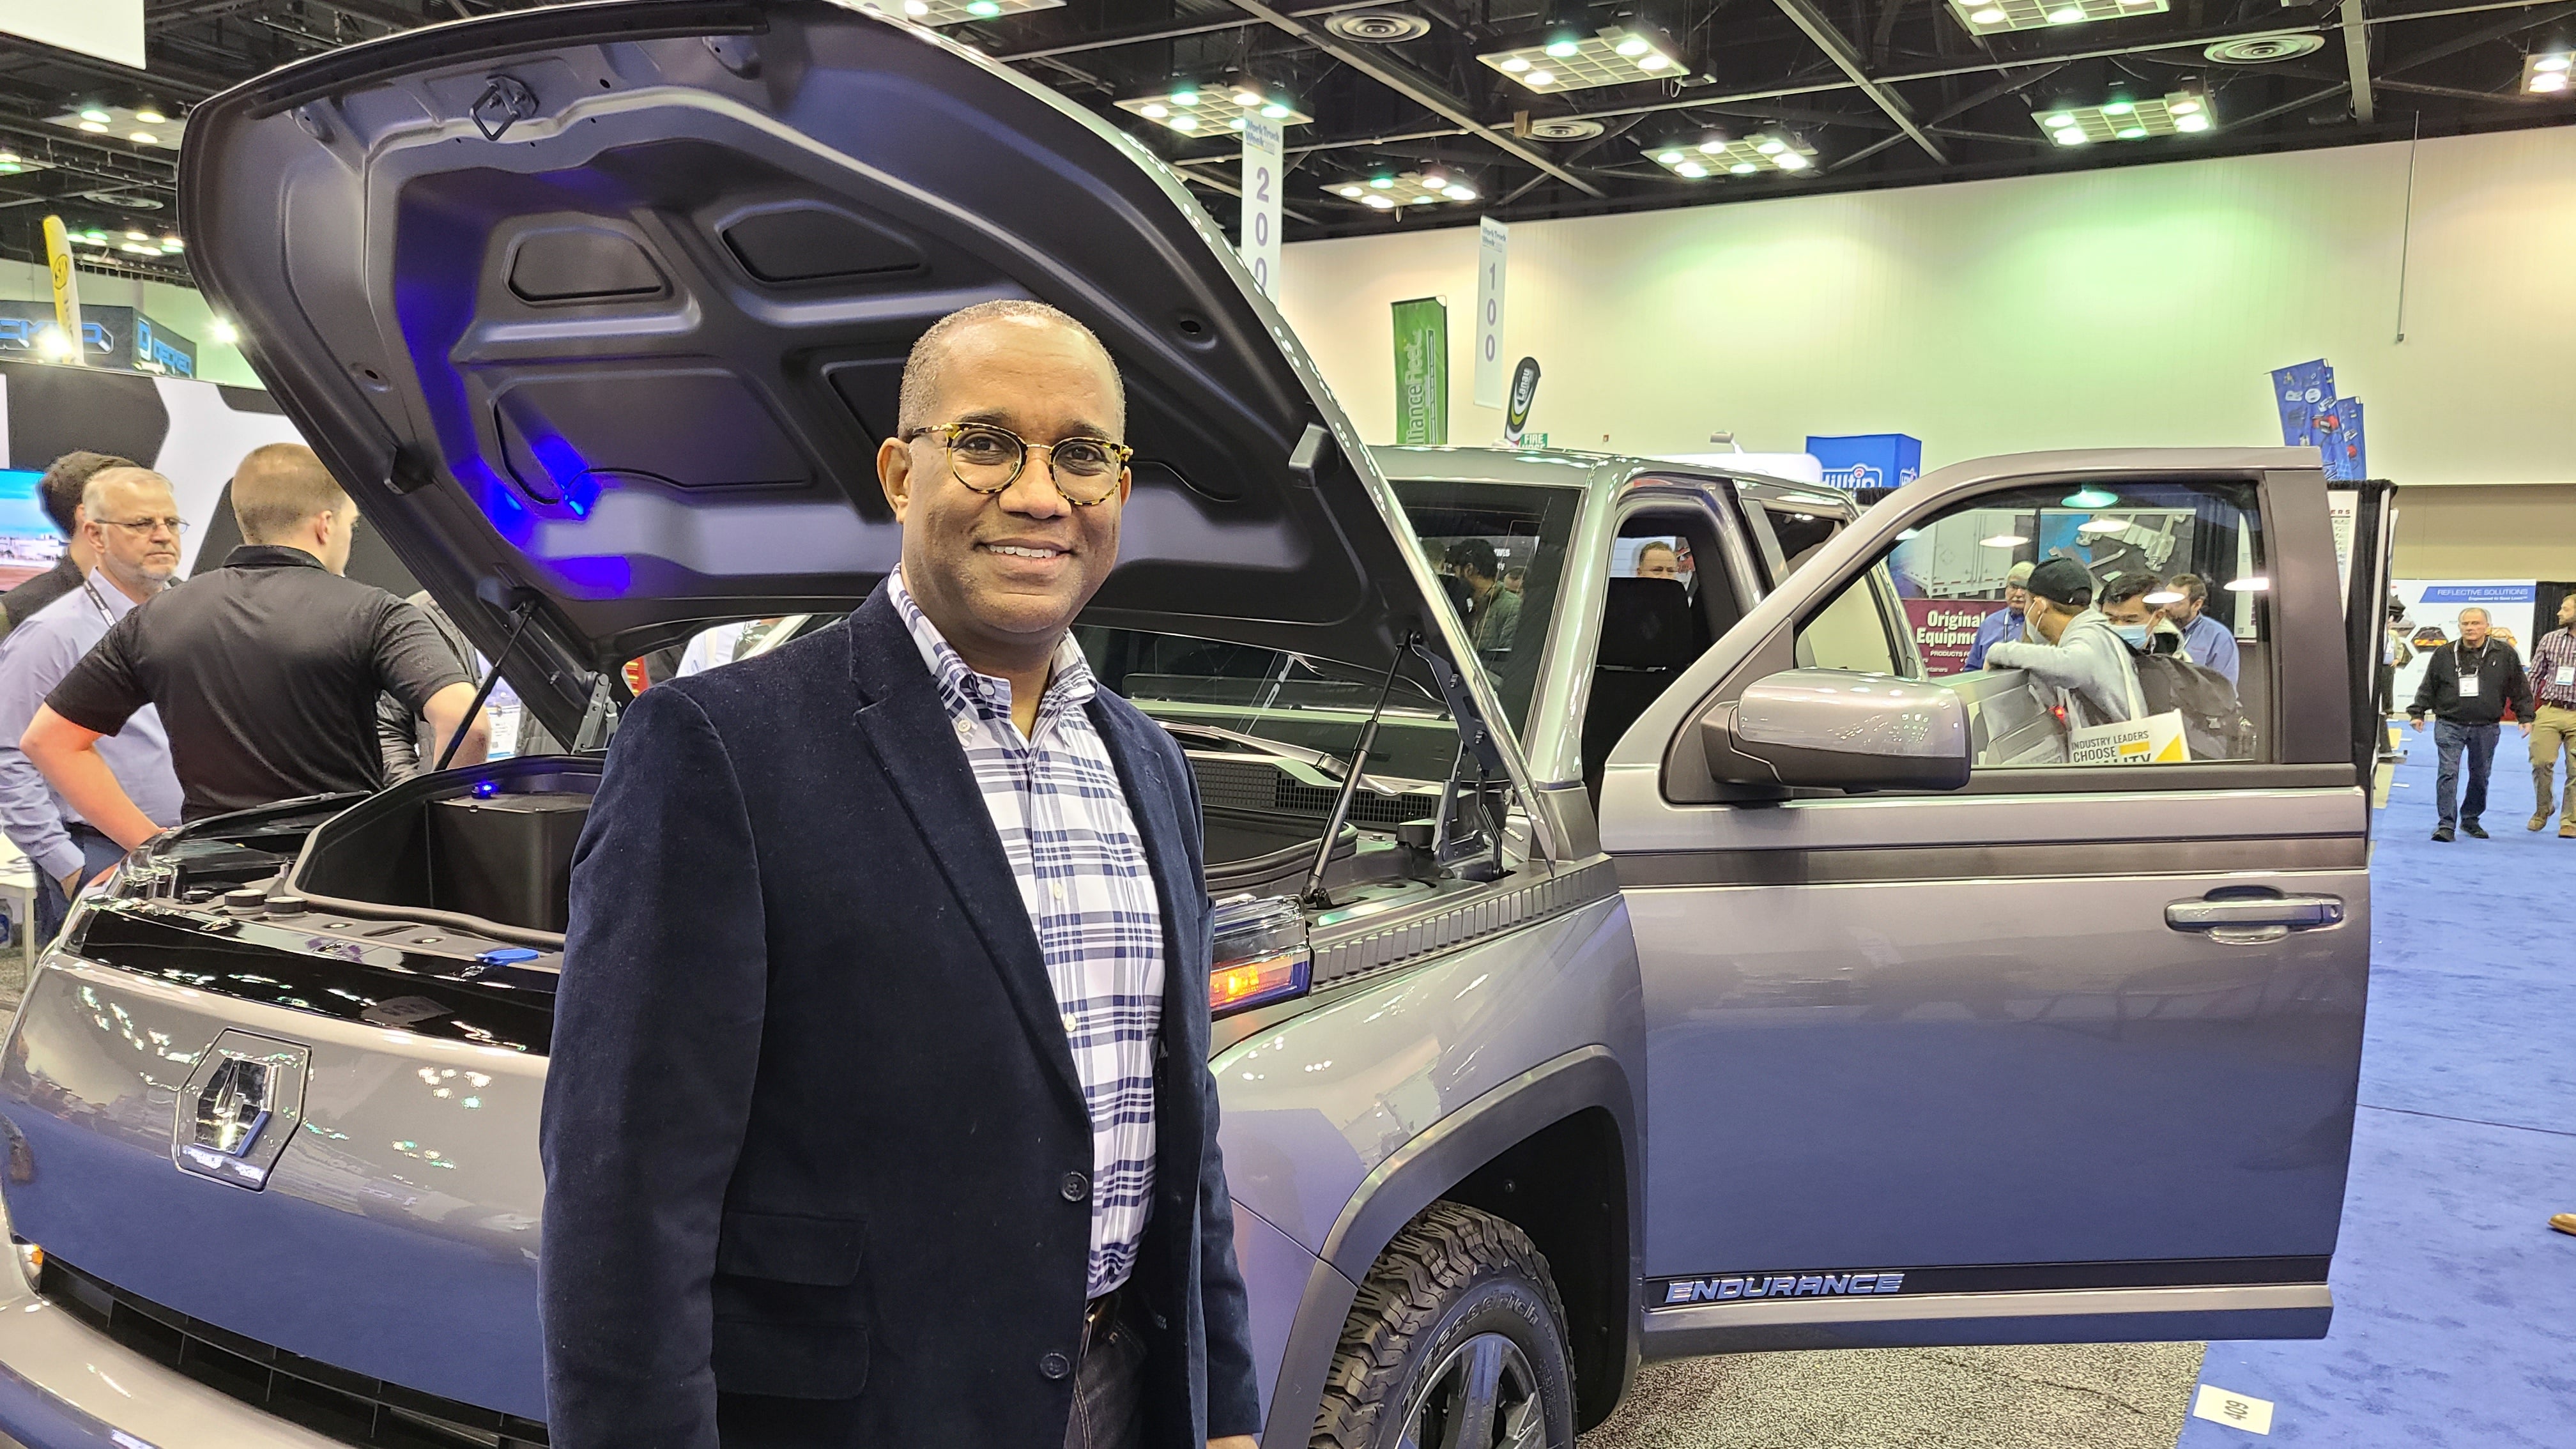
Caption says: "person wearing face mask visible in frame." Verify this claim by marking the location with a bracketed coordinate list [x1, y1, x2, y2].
[1984, 558, 2140, 735]
[0, 466, 186, 939]
[2099, 574, 2185, 656]
[2407, 606, 2534, 842]
[1962, 560, 2033, 670]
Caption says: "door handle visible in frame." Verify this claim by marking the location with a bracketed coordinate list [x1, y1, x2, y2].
[2166, 892, 2345, 945]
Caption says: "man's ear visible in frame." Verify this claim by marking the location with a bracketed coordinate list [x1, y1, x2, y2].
[878, 436, 914, 523]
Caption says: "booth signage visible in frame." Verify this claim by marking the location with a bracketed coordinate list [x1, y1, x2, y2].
[134, 314, 197, 378]
[40, 215, 83, 367]
[1806, 433, 1920, 491]
[1239, 117, 1284, 297]
[1473, 217, 1508, 410]
[1503, 356, 1540, 445]
[1901, 597, 2013, 678]
[1390, 297, 1448, 445]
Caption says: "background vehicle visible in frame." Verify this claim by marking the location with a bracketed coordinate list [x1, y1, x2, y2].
[0, 6, 2399, 1448]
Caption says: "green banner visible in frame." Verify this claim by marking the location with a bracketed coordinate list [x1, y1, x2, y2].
[1390, 296, 1448, 445]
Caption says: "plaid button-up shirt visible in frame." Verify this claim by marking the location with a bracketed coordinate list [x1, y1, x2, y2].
[2531, 627, 2576, 710]
[891, 572, 1164, 1298]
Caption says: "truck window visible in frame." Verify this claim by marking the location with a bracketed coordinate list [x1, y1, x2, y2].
[1388, 480, 1581, 739]
[1796, 479, 2274, 769]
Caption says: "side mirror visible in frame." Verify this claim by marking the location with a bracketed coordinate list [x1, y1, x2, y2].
[1701, 668, 1972, 794]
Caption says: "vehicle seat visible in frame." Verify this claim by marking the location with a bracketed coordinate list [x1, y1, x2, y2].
[1583, 578, 1706, 800]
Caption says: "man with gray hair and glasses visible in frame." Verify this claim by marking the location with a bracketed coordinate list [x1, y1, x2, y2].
[0, 466, 185, 937]
[2407, 606, 2533, 842]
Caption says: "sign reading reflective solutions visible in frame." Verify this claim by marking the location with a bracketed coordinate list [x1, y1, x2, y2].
[1239, 116, 1284, 297]
[1473, 217, 1508, 409]
[1390, 297, 1448, 445]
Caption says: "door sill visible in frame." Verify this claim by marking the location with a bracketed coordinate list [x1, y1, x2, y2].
[1639, 1282, 2331, 1356]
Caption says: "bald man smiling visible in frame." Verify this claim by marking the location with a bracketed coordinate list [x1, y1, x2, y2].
[542, 301, 1261, 1449]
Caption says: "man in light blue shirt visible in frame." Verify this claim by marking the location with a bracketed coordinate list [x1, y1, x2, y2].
[0, 466, 185, 939]
[2163, 572, 2241, 686]
[1962, 560, 2034, 670]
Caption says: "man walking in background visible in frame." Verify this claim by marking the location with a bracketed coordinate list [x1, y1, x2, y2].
[22, 443, 486, 839]
[0, 466, 184, 937]
[2526, 593, 2576, 836]
[1963, 561, 2033, 670]
[2407, 606, 2534, 843]
[2160, 574, 2241, 686]
[0, 451, 134, 641]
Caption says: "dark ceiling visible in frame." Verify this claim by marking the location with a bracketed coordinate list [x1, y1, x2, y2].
[3, 0, 2571, 289]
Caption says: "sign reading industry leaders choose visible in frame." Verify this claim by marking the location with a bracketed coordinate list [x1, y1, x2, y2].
[1390, 296, 1448, 445]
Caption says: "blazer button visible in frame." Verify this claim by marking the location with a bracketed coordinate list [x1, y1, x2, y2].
[1039, 1351, 1072, 1380]
[1062, 1170, 1091, 1202]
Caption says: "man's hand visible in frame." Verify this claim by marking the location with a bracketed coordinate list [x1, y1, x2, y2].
[2409, 717, 2426, 733]
[56, 869, 80, 898]
[1210, 1438, 1261, 1449]
[23, 706, 162, 850]
[2521, 720, 2534, 737]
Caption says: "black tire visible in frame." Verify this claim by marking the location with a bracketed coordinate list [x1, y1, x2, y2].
[1312, 1202, 1576, 1449]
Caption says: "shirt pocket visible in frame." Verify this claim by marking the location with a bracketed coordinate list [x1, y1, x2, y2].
[711, 1210, 870, 1400]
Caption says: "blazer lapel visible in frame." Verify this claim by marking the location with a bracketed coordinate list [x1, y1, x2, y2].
[1087, 699, 1209, 1043]
[844, 590, 1086, 1114]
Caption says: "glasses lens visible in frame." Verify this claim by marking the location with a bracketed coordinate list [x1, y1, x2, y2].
[947, 426, 1022, 491]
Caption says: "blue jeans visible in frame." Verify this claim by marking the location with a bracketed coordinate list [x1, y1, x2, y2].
[32, 825, 128, 944]
[2434, 720, 2500, 829]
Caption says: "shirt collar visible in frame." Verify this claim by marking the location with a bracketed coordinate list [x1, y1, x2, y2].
[79, 568, 151, 622]
[887, 569, 1095, 723]
[224, 544, 329, 572]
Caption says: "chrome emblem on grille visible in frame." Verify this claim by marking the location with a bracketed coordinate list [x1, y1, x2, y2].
[173, 1031, 309, 1190]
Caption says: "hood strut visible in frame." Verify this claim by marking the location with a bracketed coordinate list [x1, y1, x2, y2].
[436, 596, 541, 773]
[1300, 634, 1419, 908]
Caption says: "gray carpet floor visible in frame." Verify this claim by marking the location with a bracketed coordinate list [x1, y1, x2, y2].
[1579, 1342, 2206, 1449]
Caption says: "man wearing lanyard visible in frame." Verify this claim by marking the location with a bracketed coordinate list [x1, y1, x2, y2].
[0, 466, 185, 938]
[2525, 593, 2576, 836]
[1963, 561, 2032, 670]
[2407, 607, 2534, 843]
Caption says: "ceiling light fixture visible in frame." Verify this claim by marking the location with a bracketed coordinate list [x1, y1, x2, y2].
[2034, 88, 2215, 144]
[2524, 52, 2575, 93]
[1646, 130, 1818, 178]
[134, 107, 166, 125]
[1117, 80, 1309, 135]
[1981, 534, 2031, 548]
[1327, 171, 1479, 207]
[2077, 517, 2132, 534]
[2062, 486, 2120, 508]
[895, 0, 1062, 23]
[1478, 25, 1682, 93]
[208, 318, 241, 345]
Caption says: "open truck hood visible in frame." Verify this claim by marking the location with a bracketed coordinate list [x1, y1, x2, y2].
[179, 0, 1469, 746]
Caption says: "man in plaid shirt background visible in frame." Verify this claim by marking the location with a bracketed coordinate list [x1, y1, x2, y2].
[2528, 594, 2576, 836]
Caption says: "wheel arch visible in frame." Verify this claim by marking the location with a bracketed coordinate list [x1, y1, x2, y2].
[1257, 1046, 1641, 1446]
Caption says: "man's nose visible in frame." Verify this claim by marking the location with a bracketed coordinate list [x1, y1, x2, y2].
[997, 453, 1072, 518]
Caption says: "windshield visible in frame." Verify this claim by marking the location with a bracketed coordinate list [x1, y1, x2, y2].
[1080, 627, 1459, 784]
[1389, 479, 1581, 737]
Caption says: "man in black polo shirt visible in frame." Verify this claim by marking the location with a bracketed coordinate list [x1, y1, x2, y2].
[22, 443, 487, 847]
[0, 451, 135, 643]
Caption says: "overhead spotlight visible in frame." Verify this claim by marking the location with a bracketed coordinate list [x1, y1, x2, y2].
[1232, 89, 1262, 107]
[893, 0, 1062, 22]
[1363, 194, 1395, 210]
[1117, 80, 1308, 134]
[34, 326, 72, 359]
[1981, 534, 2030, 548]
[207, 318, 241, 345]
[160, 234, 183, 250]
[78, 108, 110, 124]
[130, 132, 158, 145]
[1646, 130, 1818, 177]
[2524, 53, 2575, 93]
[1326, 171, 1480, 207]
[134, 107, 167, 125]
[1544, 33, 1584, 57]
[1951, 0, 2170, 32]
[77, 121, 107, 134]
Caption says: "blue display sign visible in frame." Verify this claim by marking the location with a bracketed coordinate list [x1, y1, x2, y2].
[133, 314, 196, 377]
[2315, 397, 2364, 480]
[2269, 359, 2335, 448]
[1806, 434, 1922, 491]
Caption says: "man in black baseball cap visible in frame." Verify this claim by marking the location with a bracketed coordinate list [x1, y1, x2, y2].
[1985, 557, 2141, 738]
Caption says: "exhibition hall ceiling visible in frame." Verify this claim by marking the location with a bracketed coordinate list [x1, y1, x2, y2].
[1, 0, 2570, 282]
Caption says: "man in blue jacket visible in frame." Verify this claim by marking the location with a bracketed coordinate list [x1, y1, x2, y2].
[541, 300, 1260, 1449]
[1962, 561, 2032, 670]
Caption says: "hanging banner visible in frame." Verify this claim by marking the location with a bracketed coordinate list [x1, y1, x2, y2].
[39, 215, 84, 367]
[1473, 217, 1508, 410]
[2315, 397, 2365, 481]
[2269, 359, 2334, 448]
[1239, 116, 1284, 297]
[1503, 356, 1540, 445]
[1390, 297, 1448, 445]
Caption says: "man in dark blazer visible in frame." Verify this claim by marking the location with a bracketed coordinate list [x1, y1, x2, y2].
[541, 300, 1262, 1449]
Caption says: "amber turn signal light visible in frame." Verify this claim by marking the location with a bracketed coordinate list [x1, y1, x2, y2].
[1209, 950, 1312, 1016]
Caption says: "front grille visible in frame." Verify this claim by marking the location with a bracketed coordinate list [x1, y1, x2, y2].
[37, 1257, 548, 1448]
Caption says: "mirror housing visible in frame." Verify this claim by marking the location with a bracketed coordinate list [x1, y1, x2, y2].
[1701, 669, 1972, 795]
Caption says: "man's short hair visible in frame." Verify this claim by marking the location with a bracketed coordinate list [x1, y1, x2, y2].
[80, 465, 172, 521]
[230, 443, 351, 544]
[1447, 537, 1499, 581]
[2101, 572, 2161, 610]
[2166, 573, 2207, 605]
[2458, 606, 2490, 625]
[896, 300, 1125, 436]
[2005, 560, 2035, 586]
[36, 451, 138, 537]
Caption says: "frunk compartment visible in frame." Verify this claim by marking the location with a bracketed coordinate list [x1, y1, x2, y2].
[428, 794, 590, 933]
[286, 757, 601, 944]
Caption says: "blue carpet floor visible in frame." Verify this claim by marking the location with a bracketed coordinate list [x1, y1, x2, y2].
[2178, 733, 2576, 1446]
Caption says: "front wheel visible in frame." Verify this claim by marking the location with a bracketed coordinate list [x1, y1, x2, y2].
[1312, 1202, 1575, 1449]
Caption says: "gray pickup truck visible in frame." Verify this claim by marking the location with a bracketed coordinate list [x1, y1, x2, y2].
[0, 5, 2396, 1449]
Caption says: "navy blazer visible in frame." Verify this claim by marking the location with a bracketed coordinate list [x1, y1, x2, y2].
[540, 588, 1261, 1448]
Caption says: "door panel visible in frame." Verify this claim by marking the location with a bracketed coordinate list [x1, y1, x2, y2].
[1606, 452, 2371, 1347]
